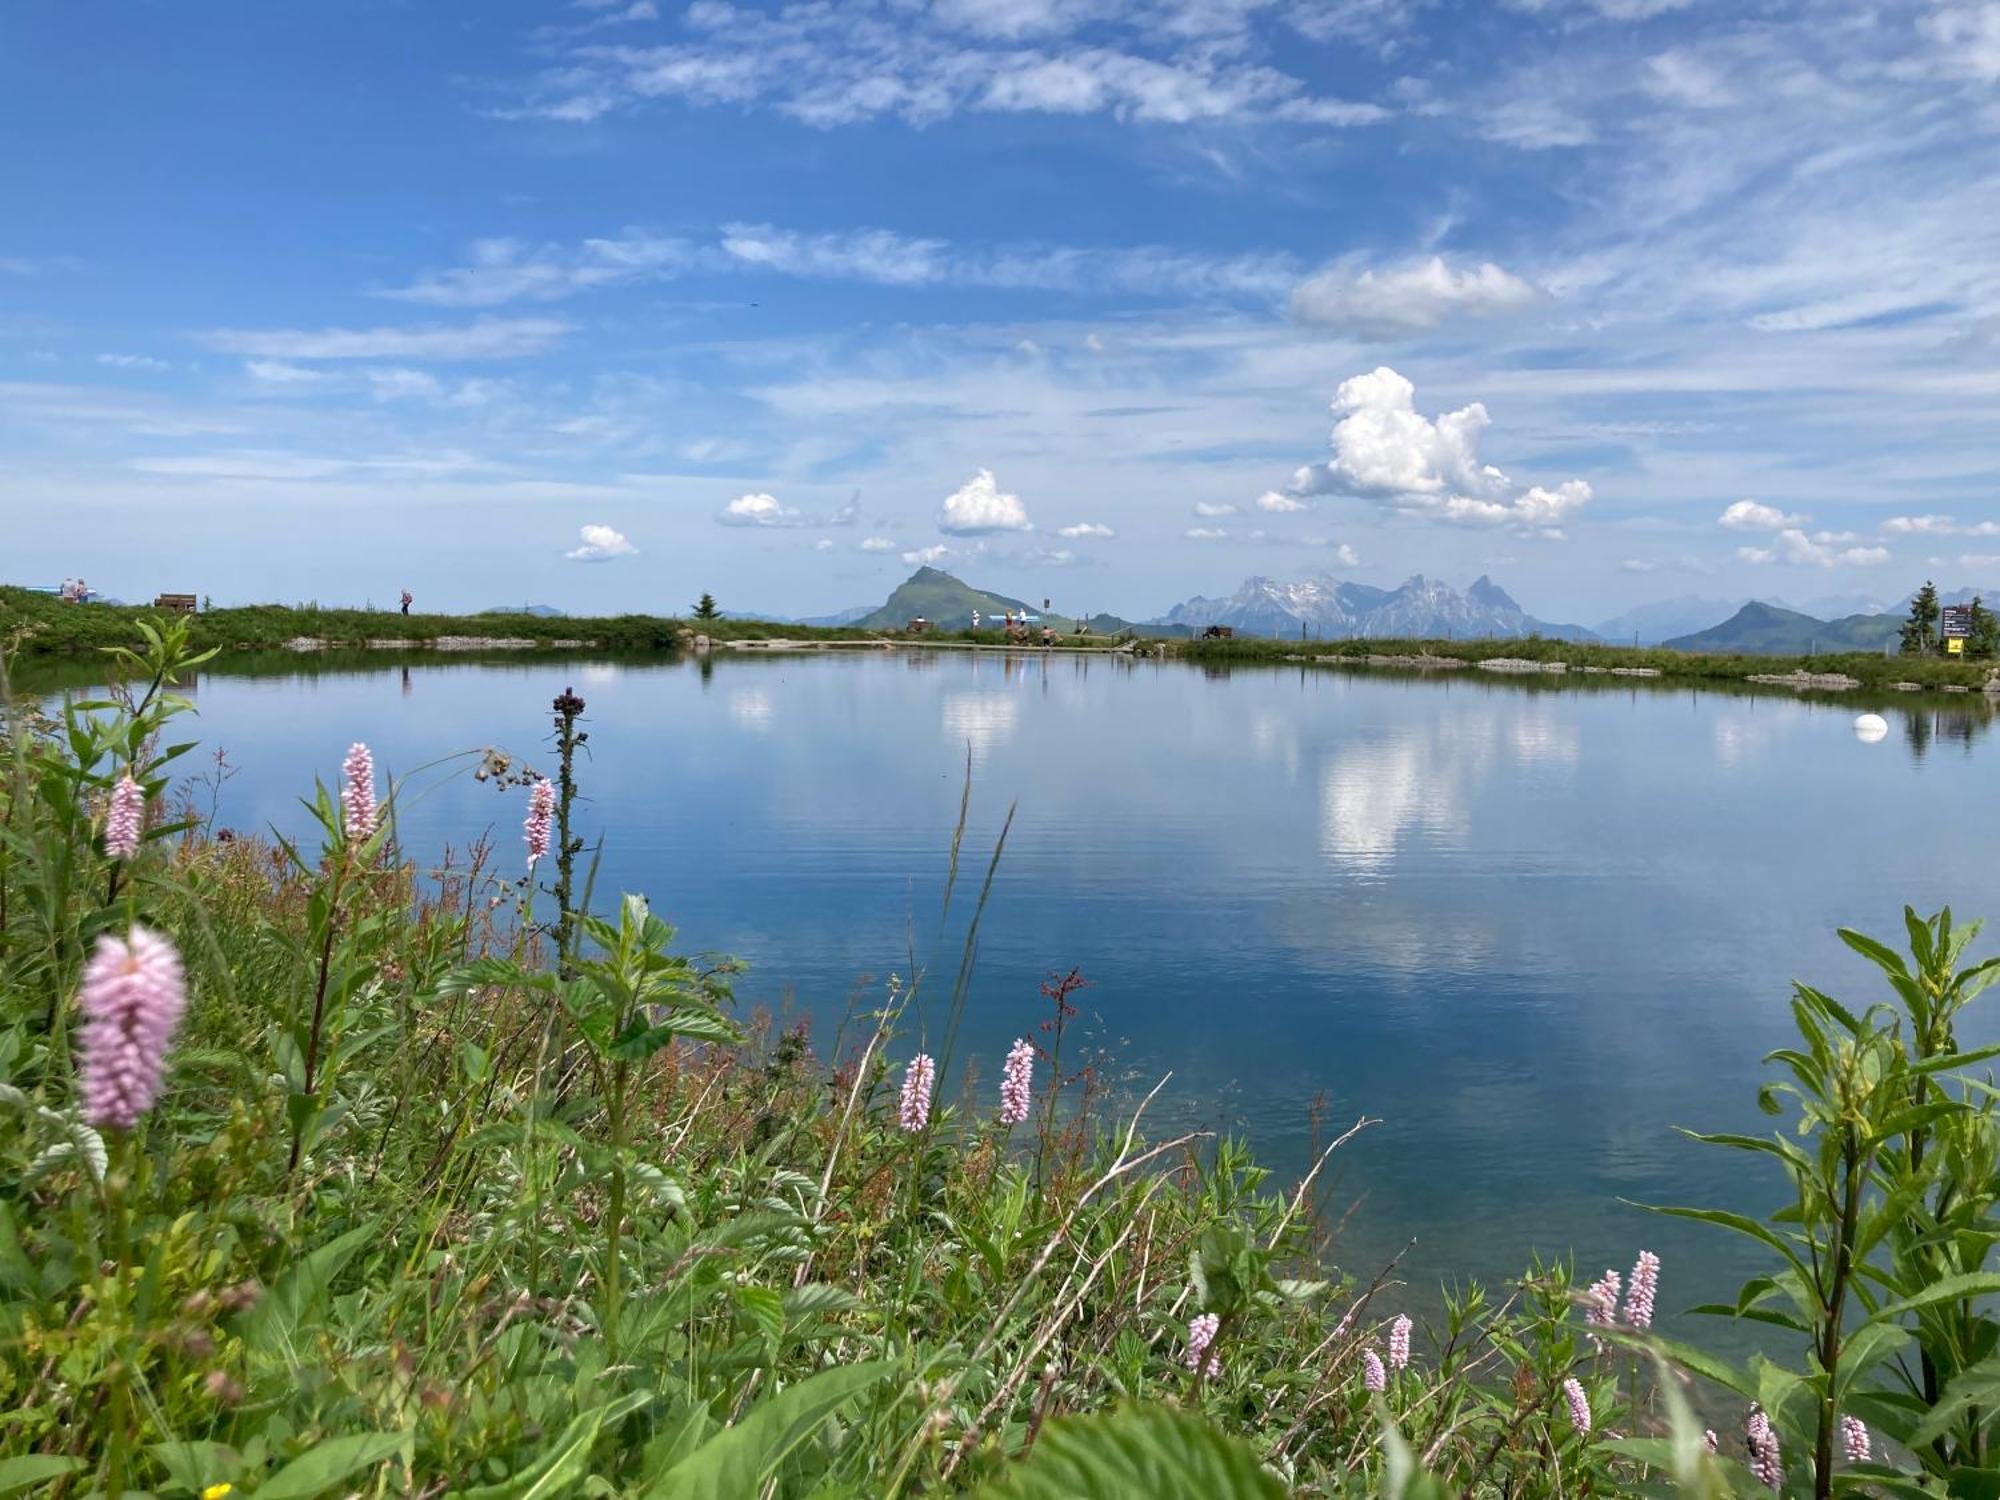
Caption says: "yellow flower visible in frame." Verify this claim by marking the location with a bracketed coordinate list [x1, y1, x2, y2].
[202, 1485, 233, 1499]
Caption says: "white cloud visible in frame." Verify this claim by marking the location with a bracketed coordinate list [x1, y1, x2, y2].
[380, 233, 694, 307]
[205, 317, 568, 362]
[1883, 514, 2000, 538]
[938, 468, 1032, 534]
[1289, 258, 1543, 336]
[1056, 521, 1115, 538]
[1959, 553, 2000, 570]
[858, 536, 898, 552]
[244, 360, 325, 385]
[1184, 526, 1230, 540]
[1193, 501, 1238, 517]
[1255, 490, 1307, 513]
[718, 491, 805, 527]
[1292, 366, 1591, 539]
[813, 537, 835, 551]
[97, 353, 170, 372]
[1718, 499, 1808, 531]
[903, 542, 955, 565]
[1619, 558, 1658, 573]
[566, 523, 638, 561]
[1302, 537, 1361, 566]
[1736, 529, 1891, 568]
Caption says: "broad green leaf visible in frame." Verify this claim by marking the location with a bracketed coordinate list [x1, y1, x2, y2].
[1905, 1353, 2000, 1445]
[147, 1439, 239, 1492]
[645, 1360, 893, 1499]
[253, 1432, 406, 1500]
[1870, 1272, 2000, 1325]
[241, 1225, 375, 1355]
[974, 1403, 1285, 1500]
[453, 1391, 652, 1500]
[0, 1457, 84, 1496]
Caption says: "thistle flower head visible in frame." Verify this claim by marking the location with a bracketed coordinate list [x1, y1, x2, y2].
[1562, 1377, 1591, 1435]
[999, 1037, 1034, 1126]
[899, 1052, 935, 1132]
[1584, 1268, 1621, 1329]
[76, 926, 187, 1130]
[1362, 1349, 1387, 1392]
[105, 773, 145, 860]
[341, 742, 379, 842]
[1841, 1414, 1870, 1464]
[1183, 1312, 1221, 1377]
[1745, 1407, 1782, 1491]
[1387, 1313, 1413, 1371]
[1624, 1250, 1660, 1330]
[524, 777, 555, 868]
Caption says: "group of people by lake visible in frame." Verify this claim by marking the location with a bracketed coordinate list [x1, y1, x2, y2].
[56, 578, 91, 602]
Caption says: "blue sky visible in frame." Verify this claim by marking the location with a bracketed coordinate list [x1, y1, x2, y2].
[4, 0, 1998, 623]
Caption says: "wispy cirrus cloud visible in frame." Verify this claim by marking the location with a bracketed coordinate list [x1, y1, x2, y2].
[204, 317, 569, 361]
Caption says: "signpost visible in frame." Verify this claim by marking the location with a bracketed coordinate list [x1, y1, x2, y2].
[1943, 603, 1973, 655]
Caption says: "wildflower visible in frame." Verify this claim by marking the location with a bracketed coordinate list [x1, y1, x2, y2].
[105, 773, 145, 859]
[1562, 1377, 1591, 1435]
[524, 777, 554, 868]
[1841, 1414, 1870, 1463]
[1624, 1250, 1660, 1330]
[1388, 1313, 1412, 1370]
[76, 926, 187, 1130]
[203, 1485, 234, 1500]
[340, 742, 378, 841]
[1703, 1429, 1718, 1454]
[1184, 1312, 1222, 1376]
[1584, 1269, 1621, 1328]
[899, 1053, 935, 1131]
[999, 1037, 1034, 1125]
[1362, 1349, 1387, 1392]
[1745, 1407, 1782, 1491]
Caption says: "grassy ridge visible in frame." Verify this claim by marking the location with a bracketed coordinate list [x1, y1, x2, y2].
[1176, 628, 1997, 691]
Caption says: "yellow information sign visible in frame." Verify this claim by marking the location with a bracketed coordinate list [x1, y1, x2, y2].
[1948, 638, 1965, 655]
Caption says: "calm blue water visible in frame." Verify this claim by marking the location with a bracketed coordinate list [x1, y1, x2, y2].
[72, 650, 2000, 1327]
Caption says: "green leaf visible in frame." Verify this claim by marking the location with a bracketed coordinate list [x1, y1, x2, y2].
[1905, 1353, 2000, 1446]
[0, 1457, 84, 1496]
[255, 1432, 406, 1500]
[644, 1360, 893, 1499]
[1870, 1272, 2000, 1325]
[453, 1391, 652, 1500]
[782, 1284, 862, 1319]
[1643, 1205, 1810, 1281]
[241, 1225, 375, 1355]
[973, 1403, 1285, 1500]
[147, 1440, 239, 1493]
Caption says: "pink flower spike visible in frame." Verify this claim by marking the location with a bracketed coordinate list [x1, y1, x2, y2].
[1703, 1429, 1718, 1454]
[341, 742, 379, 842]
[1841, 1414, 1870, 1464]
[1184, 1312, 1221, 1377]
[105, 774, 145, 860]
[76, 926, 187, 1131]
[1584, 1269, 1621, 1329]
[1388, 1314, 1412, 1370]
[1562, 1377, 1591, 1435]
[999, 1037, 1033, 1126]
[1624, 1250, 1660, 1330]
[1745, 1407, 1782, 1491]
[1362, 1349, 1387, 1392]
[899, 1053, 935, 1132]
[524, 778, 555, 868]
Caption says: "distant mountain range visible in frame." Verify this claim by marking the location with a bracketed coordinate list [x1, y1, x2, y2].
[857, 566, 1083, 630]
[1154, 573, 1597, 642]
[478, 603, 566, 618]
[1663, 601, 1902, 654]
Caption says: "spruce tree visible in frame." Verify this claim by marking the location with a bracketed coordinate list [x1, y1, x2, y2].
[693, 593, 720, 621]
[1900, 580, 1940, 656]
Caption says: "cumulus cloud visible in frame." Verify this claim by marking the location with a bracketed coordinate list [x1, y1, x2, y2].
[858, 536, 898, 552]
[1056, 521, 1115, 538]
[1736, 530, 1891, 567]
[938, 468, 1032, 534]
[1193, 501, 1238, 517]
[1184, 526, 1229, 540]
[903, 542, 955, 565]
[1883, 513, 2000, 537]
[1718, 499, 1807, 531]
[718, 491, 805, 527]
[205, 317, 569, 362]
[1255, 490, 1307, 513]
[1290, 366, 1591, 539]
[566, 523, 638, 561]
[1289, 257, 1543, 336]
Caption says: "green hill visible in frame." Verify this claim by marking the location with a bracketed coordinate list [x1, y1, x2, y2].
[1663, 600, 1900, 654]
[858, 567, 1086, 630]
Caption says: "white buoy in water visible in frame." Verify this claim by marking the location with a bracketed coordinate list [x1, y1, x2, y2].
[1854, 712, 1889, 743]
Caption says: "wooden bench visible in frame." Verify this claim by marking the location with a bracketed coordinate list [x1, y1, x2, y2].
[153, 593, 198, 614]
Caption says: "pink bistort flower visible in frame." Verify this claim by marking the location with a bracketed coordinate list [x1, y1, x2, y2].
[899, 1053, 935, 1131]
[341, 742, 379, 842]
[1585, 1268, 1621, 1329]
[105, 773, 145, 860]
[1841, 1414, 1870, 1464]
[1563, 1377, 1592, 1435]
[1746, 1407, 1782, 1491]
[1362, 1349, 1387, 1392]
[1624, 1250, 1660, 1330]
[1184, 1312, 1221, 1377]
[524, 777, 555, 868]
[999, 1037, 1033, 1125]
[1388, 1313, 1412, 1370]
[76, 926, 187, 1130]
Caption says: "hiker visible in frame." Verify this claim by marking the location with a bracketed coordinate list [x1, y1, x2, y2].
[400, 589, 413, 615]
